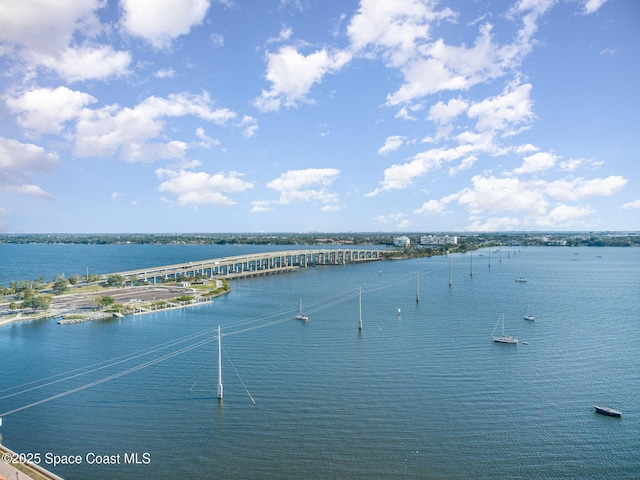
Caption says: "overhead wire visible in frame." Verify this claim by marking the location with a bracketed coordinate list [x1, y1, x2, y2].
[0, 326, 221, 401]
[1, 261, 447, 416]
[0, 335, 215, 417]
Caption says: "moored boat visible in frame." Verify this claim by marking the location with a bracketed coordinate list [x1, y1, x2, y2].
[296, 298, 308, 321]
[594, 405, 621, 417]
[491, 314, 518, 344]
[523, 304, 534, 321]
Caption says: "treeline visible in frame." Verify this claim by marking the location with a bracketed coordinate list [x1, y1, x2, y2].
[0, 232, 638, 246]
[0, 233, 395, 245]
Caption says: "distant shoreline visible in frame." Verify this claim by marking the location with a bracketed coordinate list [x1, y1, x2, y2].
[1, 231, 638, 247]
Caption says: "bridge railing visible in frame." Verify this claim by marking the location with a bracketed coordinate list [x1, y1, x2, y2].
[110, 248, 387, 283]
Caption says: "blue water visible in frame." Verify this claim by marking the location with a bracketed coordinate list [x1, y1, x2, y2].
[1, 246, 639, 479]
[0, 243, 313, 285]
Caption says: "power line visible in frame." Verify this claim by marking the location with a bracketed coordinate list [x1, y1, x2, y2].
[1, 264, 445, 417]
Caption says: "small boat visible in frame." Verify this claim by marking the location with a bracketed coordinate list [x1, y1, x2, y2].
[491, 314, 518, 344]
[295, 298, 308, 321]
[594, 405, 622, 417]
[523, 304, 535, 321]
[514, 278, 528, 283]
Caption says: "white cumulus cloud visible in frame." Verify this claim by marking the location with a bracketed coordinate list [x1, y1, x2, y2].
[414, 199, 447, 215]
[583, 0, 608, 15]
[457, 174, 548, 217]
[0, 0, 104, 54]
[545, 176, 627, 200]
[536, 204, 595, 227]
[513, 151, 558, 174]
[429, 97, 469, 125]
[74, 92, 236, 161]
[0, 0, 131, 81]
[0, 137, 58, 178]
[467, 81, 534, 135]
[156, 168, 253, 207]
[120, 0, 210, 49]
[347, 0, 456, 67]
[32, 45, 131, 82]
[267, 168, 341, 205]
[0, 137, 58, 199]
[7, 86, 97, 135]
[378, 136, 406, 155]
[253, 46, 351, 112]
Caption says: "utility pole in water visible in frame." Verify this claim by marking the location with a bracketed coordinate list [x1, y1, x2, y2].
[217, 325, 223, 400]
[358, 286, 363, 331]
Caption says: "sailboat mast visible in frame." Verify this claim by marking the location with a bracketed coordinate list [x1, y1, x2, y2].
[217, 325, 223, 400]
[358, 286, 362, 331]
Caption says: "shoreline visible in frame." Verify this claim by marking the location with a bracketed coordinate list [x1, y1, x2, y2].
[0, 285, 226, 330]
[2, 244, 624, 330]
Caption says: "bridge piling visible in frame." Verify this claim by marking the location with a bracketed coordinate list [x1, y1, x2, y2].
[109, 249, 386, 284]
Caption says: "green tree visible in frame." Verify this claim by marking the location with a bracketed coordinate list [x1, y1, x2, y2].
[68, 274, 83, 285]
[107, 274, 125, 287]
[52, 277, 70, 294]
[99, 296, 116, 308]
[22, 295, 51, 312]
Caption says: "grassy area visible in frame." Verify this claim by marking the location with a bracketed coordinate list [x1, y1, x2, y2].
[1, 278, 231, 326]
[65, 284, 105, 294]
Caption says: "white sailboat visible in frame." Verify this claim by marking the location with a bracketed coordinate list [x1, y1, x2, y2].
[491, 314, 518, 344]
[523, 304, 535, 321]
[296, 298, 308, 321]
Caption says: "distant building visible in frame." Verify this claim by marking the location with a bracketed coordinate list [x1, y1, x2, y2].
[420, 235, 457, 246]
[394, 236, 411, 247]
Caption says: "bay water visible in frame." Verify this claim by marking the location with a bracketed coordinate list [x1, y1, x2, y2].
[1, 245, 639, 479]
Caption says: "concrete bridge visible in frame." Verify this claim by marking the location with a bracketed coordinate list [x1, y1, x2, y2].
[110, 248, 387, 284]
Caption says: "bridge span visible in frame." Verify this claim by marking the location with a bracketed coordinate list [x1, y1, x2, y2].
[111, 248, 388, 284]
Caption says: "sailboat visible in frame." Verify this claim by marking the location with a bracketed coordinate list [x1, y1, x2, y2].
[523, 304, 535, 321]
[491, 314, 518, 344]
[296, 298, 308, 321]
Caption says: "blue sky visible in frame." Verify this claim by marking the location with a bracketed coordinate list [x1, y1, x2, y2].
[0, 0, 638, 233]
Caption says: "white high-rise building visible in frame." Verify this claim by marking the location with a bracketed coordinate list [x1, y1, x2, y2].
[394, 236, 411, 247]
[420, 235, 457, 246]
